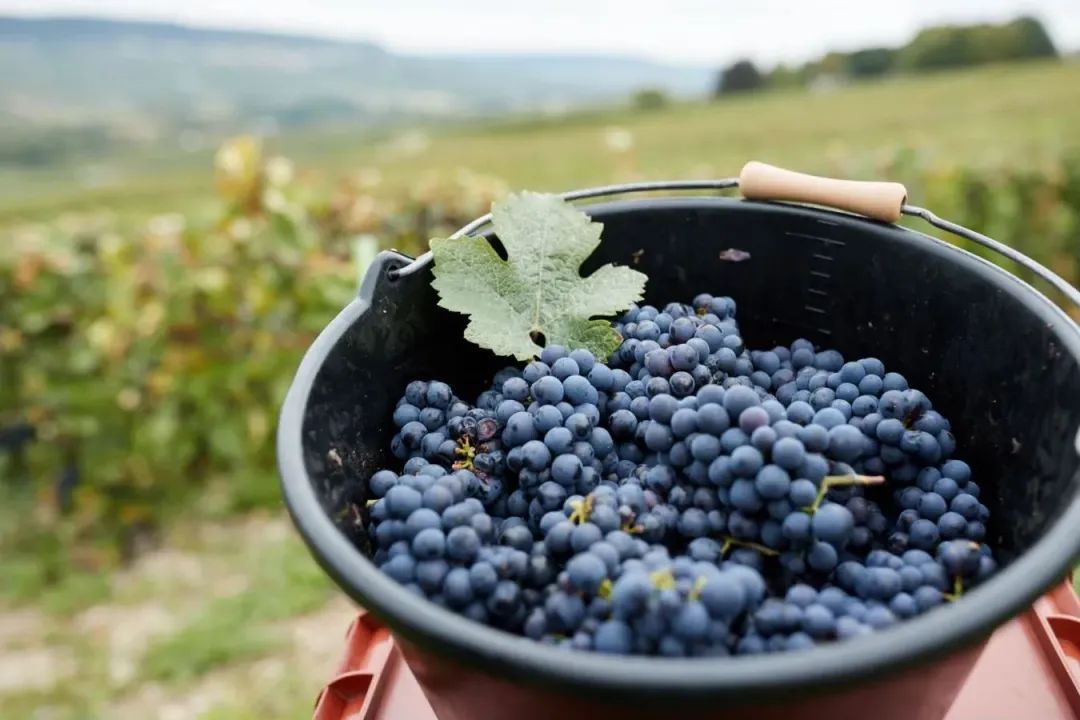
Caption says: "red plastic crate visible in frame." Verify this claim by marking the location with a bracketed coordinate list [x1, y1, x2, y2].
[314, 579, 1080, 720]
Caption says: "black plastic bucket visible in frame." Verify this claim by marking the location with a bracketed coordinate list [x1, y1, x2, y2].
[278, 191, 1080, 720]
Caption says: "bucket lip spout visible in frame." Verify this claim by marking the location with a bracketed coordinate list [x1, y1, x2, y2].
[278, 197, 1080, 700]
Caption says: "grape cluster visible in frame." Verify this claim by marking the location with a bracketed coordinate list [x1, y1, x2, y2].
[362, 293, 996, 656]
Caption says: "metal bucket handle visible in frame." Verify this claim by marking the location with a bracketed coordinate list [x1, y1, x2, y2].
[387, 162, 1080, 311]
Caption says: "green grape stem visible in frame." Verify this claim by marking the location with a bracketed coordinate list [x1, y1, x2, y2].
[720, 535, 780, 557]
[688, 575, 708, 601]
[452, 436, 476, 470]
[568, 495, 595, 525]
[944, 575, 965, 602]
[803, 473, 886, 514]
[650, 568, 676, 590]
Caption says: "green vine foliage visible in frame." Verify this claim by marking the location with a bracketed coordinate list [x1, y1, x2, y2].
[0, 137, 505, 578]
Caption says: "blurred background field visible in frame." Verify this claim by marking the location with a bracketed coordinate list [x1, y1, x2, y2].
[2, 5, 1080, 718]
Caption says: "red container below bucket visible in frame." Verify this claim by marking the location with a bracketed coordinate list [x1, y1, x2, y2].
[314, 580, 1080, 720]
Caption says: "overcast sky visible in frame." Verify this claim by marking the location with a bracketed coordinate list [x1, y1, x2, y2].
[2, 0, 1078, 65]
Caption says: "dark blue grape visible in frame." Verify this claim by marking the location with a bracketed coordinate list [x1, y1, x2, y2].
[677, 508, 708, 538]
[566, 552, 608, 594]
[499, 412, 533, 447]
[807, 541, 838, 572]
[729, 480, 763, 513]
[730, 445, 764, 476]
[933, 477, 960, 502]
[531, 404, 563, 435]
[737, 406, 769, 435]
[425, 382, 452, 409]
[570, 523, 604, 553]
[520, 440, 552, 471]
[782, 511, 812, 543]
[531, 376, 564, 405]
[544, 426, 575, 456]
[697, 404, 730, 434]
[551, 454, 584, 487]
[549, 357, 579, 380]
[608, 409, 638, 440]
[812, 503, 854, 547]
[723, 385, 759, 418]
[918, 492, 948, 521]
[938, 539, 983, 577]
[566, 349, 595, 373]
[755, 464, 790, 501]
[647, 394, 679, 424]
[668, 371, 694, 397]
[690, 434, 722, 463]
[827, 424, 865, 462]
[670, 408, 698, 438]
[522, 362, 550, 385]
[370, 470, 399, 498]
[412, 527, 446, 560]
[646, 377, 671, 397]
[797, 424, 828, 453]
[386, 485, 423, 519]
[565, 412, 592, 440]
[771, 437, 806, 470]
[750, 425, 778, 453]
[644, 422, 674, 452]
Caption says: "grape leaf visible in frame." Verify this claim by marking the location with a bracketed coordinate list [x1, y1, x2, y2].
[430, 192, 647, 360]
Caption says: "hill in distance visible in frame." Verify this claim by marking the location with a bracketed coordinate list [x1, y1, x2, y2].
[0, 16, 713, 145]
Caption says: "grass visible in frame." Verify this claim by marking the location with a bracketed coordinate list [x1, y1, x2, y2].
[307, 59, 1080, 194]
[0, 515, 345, 720]
[2, 59, 1078, 223]
[141, 526, 334, 684]
[0, 552, 114, 614]
[142, 608, 279, 685]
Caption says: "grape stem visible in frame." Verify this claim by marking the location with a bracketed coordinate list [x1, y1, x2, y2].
[720, 535, 780, 557]
[944, 576, 965, 602]
[688, 575, 708, 601]
[802, 473, 885, 514]
[452, 436, 476, 470]
[620, 507, 644, 534]
[568, 494, 595, 525]
[650, 568, 676, 590]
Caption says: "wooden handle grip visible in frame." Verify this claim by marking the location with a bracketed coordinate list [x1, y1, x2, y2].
[739, 161, 908, 223]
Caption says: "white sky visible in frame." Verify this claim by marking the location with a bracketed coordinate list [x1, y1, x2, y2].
[1, 0, 1077, 65]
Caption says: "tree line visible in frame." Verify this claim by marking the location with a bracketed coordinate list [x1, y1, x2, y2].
[717, 16, 1058, 95]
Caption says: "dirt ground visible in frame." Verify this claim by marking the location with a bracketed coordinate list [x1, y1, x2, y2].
[0, 515, 358, 719]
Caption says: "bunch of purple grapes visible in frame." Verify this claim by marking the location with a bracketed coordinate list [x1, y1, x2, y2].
[362, 293, 996, 656]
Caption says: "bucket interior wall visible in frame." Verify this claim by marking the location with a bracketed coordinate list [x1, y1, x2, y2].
[300, 198, 1080, 567]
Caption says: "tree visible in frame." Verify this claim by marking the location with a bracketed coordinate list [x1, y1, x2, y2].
[896, 25, 972, 71]
[847, 48, 896, 78]
[715, 59, 763, 96]
[631, 88, 668, 111]
[1003, 16, 1057, 60]
[765, 63, 804, 89]
[897, 17, 1057, 72]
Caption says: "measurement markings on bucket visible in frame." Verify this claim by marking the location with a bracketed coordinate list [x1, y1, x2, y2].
[786, 229, 846, 338]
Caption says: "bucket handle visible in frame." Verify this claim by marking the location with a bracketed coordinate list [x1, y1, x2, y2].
[739, 161, 907, 223]
[387, 162, 1080, 314]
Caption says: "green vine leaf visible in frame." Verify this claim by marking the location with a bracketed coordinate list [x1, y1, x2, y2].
[430, 192, 647, 360]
